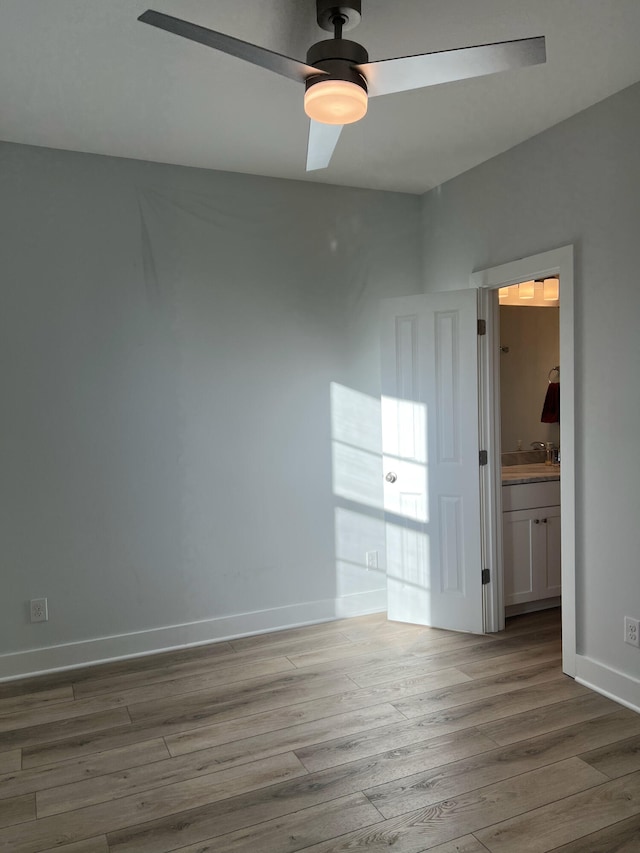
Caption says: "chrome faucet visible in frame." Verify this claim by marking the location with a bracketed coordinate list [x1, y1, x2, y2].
[530, 441, 545, 450]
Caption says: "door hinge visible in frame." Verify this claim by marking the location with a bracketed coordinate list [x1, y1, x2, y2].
[479, 450, 488, 466]
[477, 319, 487, 336]
[482, 568, 491, 585]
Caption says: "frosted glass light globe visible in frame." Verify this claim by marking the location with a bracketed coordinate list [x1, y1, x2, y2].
[304, 79, 368, 125]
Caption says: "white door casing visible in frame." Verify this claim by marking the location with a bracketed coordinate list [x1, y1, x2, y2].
[471, 245, 575, 676]
[380, 291, 484, 633]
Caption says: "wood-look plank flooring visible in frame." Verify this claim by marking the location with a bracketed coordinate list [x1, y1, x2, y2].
[0, 609, 639, 852]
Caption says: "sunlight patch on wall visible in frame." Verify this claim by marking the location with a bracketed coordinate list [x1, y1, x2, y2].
[331, 383, 384, 511]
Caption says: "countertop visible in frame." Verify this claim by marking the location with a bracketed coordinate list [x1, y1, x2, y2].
[502, 463, 561, 486]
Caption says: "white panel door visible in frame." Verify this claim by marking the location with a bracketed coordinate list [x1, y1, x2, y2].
[381, 291, 483, 633]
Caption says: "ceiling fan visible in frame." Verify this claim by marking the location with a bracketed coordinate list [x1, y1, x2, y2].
[138, 1, 545, 171]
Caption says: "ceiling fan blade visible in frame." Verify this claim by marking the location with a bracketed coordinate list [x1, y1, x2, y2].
[306, 121, 344, 171]
[138, 10, 323, 84]
[357, 36, 546, 98]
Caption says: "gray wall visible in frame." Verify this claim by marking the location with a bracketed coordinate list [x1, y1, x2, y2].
[500, 306, 560, 453]
[421, 82, 640, 685]
[0, 143, 421, 660]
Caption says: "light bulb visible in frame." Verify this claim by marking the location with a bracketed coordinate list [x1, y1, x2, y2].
[304, 79, 368, 125]
[518, 280, 535, 300]
[543, 277, 559, 301]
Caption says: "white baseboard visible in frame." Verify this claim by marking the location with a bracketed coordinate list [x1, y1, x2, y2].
[0, 589, 387, 682]
[575, 654, 640, 714]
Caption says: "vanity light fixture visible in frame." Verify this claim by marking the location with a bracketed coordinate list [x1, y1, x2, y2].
[498, 286, 511, 301]
[543, 277, 559, 301]
[518, 280, 535, 299]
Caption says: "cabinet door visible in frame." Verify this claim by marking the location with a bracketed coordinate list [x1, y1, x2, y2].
[503, 505, 561, 606]
[503, 509, 537, 606]
[542, 506, 562, 597]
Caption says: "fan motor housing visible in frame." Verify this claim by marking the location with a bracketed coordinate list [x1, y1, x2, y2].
[306, 38, 369, 91]
[316, 0, 362, 32]
[306, 38, 368, 67]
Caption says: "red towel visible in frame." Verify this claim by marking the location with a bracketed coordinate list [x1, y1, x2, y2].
[541, 381, 560, 423]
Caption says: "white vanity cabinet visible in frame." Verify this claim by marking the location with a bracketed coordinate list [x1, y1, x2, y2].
[502, 480, 561, 608]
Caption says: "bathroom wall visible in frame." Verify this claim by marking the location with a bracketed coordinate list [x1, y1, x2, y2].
[500, 305, 560, 453]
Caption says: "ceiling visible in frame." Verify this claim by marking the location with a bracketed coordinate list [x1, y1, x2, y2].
[2, 0, 640, 194]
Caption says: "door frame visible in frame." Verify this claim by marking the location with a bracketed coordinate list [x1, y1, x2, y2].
[470, 246, 575, 677]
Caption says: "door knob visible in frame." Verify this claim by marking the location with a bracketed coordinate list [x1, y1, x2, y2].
[385, 472, 398, 483]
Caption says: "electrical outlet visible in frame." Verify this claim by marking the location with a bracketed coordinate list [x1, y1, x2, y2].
[624, 616, 639, 648]
[30, 598, 48, 623]
[365, 550, 378, 570]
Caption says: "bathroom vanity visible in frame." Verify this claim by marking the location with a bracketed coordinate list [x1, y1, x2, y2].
[501, 466, 561, 613]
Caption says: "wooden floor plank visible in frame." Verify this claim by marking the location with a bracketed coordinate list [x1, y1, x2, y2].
[579, 732, 640, 779]
[0, 609, 637, 853]
[164, 667, 470, 758]
[21, 719, 181, 769]
[0, 686, 74, 718]
[170, 792, 381, 853]
[0, 750, 21, 773]
[0, 708, 132, 752]
[40, 837, 109, 853]
[107, 728, 495, 853]
[348, 629, 561, 688]
[126, 670, 357, 724]
[0, 739, 169, 799]
[287, 630, 494, 673]
[73, 627, 359, 701]
[365, 722, 629, 819]
[347, 640, 511, 688]
[365, 709, 640, 820]
[0, 753, 307, 853]
[497, 609, 564, 636]
[457, 641, 562, 679]
[36, 745, 308, 816]
[0, 793, 35, 829]
[392, 659, 564, 719]
[0, 694, 130, 734]
[20, 665, 467, 770]
[0, 641, 237, 700]
[72, 654, 296, 709]
[337, 618, 449, 644]
[296, 677, 588, 773]
[165, 703, 405, 768]
[545, 812, 640, 852]
[268, 758, 605, 853]
[475, 770, 640, 853]
[418, 837, 491, 853]
[476, 692, 619, 746]
[228, 622, 353, 653]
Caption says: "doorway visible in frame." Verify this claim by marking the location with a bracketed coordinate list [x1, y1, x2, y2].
[498, 280, 561, 617]
[472, 245, 575, 677]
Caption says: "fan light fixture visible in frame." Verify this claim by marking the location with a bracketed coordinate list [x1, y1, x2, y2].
[137, 3, 547, 172]
[304, 79, 368, 124]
